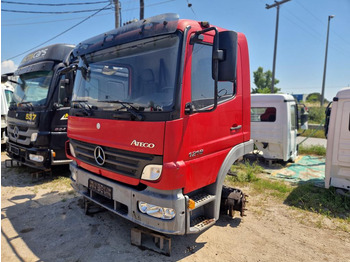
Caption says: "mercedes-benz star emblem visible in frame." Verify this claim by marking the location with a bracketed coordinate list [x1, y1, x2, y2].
[13, 126, 19, 139]
[94, 146, 105, 166]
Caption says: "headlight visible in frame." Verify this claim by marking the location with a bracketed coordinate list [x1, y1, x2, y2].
[141, 165, 162, 181]
[31, 132, 38, 142]
[138, 201, 175, 220]
[69, 143, 76, 158]
[29, 154, 44, 162]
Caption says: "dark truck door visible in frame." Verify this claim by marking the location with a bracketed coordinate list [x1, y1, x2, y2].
[50, 73, 73, 161]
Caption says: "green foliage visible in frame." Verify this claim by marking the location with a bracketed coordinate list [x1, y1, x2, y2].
[285, 184, 350, 219]
[308, 107, 326, 123]
[298, 144, 326, 156]
[229, 161, 263, 182]
[298, 129, 326, 139]
[306, 92, 329, 104]
[252, 67, 281, 94]
[253, 179, 292, 199]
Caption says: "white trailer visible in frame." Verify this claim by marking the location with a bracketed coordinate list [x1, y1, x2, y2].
[251, 94, 299, 162]
[325, 88, 350, 191]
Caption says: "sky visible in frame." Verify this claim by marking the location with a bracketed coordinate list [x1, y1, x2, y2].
[1, 0, 350, 101]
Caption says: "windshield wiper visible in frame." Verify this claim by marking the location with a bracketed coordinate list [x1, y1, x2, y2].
[72, 100, 95, 116]
[18, 101, 34, 111]
[99, 100, 144, 121]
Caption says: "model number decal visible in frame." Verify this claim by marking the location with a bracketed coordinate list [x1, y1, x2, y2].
[25, 113, 37, 121]
[189, 149, 204, 158]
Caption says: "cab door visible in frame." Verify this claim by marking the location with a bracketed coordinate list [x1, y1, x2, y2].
[50, 73, 74, 160]
[182, 39, 243, 193]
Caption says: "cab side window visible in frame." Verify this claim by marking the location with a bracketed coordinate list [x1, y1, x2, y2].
[191, 43, 234, 110]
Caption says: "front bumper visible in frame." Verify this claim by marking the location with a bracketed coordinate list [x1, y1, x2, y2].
[70, 162, 187, 235]
[6, 141, 71, 170]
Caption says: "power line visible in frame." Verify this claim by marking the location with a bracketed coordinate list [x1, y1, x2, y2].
[3, 12, 114, 26]
[2, 7, 113, 14]
[6, 3, 112, 60]
[295, 0, 350, 47]
[1, 1, 109, 6]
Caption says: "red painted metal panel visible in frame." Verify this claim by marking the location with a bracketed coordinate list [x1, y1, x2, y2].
[68, 116, 165, 155]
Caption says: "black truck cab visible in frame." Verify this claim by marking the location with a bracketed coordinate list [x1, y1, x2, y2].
[6, 44, 75, 170]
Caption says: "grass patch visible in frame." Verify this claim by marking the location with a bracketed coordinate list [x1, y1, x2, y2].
[285, 183, 350, 219]
[226, 160, 350, 231]
[251, 179, 292, 199]
[228, 161, 263, 182]
[298, 128, 325, 139]
[299, 144, 326, 156]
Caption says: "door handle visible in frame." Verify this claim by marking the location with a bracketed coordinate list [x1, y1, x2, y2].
[230, 125, 242, 131]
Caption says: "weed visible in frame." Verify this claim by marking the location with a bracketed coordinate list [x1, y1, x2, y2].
[299, 144, 326, 156]
[229, 161, 263, 182]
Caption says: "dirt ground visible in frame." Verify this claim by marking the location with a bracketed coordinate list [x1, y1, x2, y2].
[1, 151, 350, 262]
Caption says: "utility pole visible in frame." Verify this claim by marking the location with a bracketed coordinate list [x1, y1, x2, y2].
[114, 0, 120, 28]
[266, 0, 290, 93]
[320, 15, 335, 106]
[140, 0, 144, 20]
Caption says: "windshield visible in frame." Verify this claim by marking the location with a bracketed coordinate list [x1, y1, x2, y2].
[72, 33, 181, 112]
[12, 70, 53, 106]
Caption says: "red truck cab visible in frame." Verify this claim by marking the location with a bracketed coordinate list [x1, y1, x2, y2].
[67, 13, 253, 235]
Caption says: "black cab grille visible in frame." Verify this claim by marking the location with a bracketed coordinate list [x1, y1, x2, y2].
[70, 139, 162, 179]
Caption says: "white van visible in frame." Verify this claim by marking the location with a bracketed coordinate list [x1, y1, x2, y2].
[325, 88, 350, 191]
[1, 83, 14, 144]
[251, 94, 299, 162]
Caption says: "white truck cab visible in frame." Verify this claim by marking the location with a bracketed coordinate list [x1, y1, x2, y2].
[251, 94, 299, 162]
[1, 83, 14, 145]
[325, 88, 350, 191]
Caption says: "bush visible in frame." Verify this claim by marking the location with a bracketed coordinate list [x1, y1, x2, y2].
[308, 107, 326, 124]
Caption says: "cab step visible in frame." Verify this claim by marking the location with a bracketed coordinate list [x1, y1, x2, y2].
[190, 216, 216, 232]
[190, 193, 215, 210]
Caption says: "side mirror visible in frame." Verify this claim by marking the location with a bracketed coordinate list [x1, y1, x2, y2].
[1, 75, 8, 83]
[214, 31, 238, 82]
[59, 64, 77, 75]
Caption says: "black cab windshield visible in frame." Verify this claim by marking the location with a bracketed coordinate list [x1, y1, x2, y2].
[12, 70, 53, 106]
[72, 33, 181, 113]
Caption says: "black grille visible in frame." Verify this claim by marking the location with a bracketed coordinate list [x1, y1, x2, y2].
[70, 139, 162, 179]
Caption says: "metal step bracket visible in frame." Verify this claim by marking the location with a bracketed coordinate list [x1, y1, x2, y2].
[131, 227, 171, 256]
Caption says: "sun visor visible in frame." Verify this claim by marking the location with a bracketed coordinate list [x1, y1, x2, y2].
[73, 13, 179, 57]
[15, 61, 55, 76]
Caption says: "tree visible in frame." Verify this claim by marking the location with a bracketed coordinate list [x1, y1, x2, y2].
[252, 67, 281, 93]
[306, 92, 328, 104]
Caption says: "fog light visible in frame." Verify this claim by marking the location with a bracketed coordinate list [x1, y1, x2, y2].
[31, 132, 38, 142]
[141, 165, 162, 181]
[138, 201, 175, 220]
[69, 143, 76, 157]
[29, 154, 44, 162]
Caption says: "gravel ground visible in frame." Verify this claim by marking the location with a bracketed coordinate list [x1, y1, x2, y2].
[2, 151, 349, 262]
